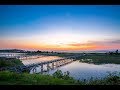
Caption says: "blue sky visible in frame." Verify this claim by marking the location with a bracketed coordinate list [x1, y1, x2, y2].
[0, 5, 120, 51]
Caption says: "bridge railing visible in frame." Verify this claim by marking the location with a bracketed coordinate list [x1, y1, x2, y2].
[0, 55, 81, 73]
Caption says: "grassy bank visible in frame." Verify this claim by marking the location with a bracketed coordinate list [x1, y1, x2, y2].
[78, 54, 120, 64]
[0, 71, 78, 85]
[0, 57, 23, 68]
[0, 70, 120, 85]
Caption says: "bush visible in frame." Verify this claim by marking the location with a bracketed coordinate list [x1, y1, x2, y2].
[52, 70, 63, 78]
[52, 70, 74, 80]
[0, 57, 23, 68]
[0, 71, 78, 85]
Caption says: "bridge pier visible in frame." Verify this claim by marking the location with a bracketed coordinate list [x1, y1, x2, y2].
[57, 61, 60, 67]
[47, 63, 50, 71]
[56, 61, 58, 67]
[60, 60, 63, 66]
[41, 64, 43, 73]
[52, 62, 54, 69]
[32, 67, 36, 73]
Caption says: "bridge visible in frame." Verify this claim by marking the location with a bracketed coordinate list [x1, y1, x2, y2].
[0, 53, 45, 60]
[0, 55, 80, 73]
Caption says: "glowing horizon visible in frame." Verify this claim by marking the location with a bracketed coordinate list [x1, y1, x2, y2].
[0, 5, 120, 51]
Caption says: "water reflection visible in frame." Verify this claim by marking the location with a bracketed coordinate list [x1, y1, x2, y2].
[45, 61, 120, 80]
[21, 55, 120, 80]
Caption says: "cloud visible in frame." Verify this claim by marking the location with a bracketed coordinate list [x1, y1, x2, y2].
[86, 39, 120, 45]
[68, 43, 84, 46]
[67, 39, 120, 49]
[0, 38, 120, 51]
[108, 40, 120, 44]
[68, 43, 96, 47]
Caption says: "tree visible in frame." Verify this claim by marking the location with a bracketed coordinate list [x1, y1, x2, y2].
[115, 50, 118, 54]
[37, 50, 41, 53]
[109, 51, 113, 55]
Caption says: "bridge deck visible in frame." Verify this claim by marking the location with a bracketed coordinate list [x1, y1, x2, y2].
[0, 54, 81, 73]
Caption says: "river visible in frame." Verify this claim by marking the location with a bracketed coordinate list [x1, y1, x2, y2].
[21, 56, 120, 80]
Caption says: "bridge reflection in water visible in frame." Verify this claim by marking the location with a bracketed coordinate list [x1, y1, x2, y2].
[0, 53, 80, 74]
[30, 58, 76, 74]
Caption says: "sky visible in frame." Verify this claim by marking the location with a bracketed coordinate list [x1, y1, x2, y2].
[0, 5, 120, 51]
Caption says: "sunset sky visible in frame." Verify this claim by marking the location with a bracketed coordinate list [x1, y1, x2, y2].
[0, 5, 120, 51]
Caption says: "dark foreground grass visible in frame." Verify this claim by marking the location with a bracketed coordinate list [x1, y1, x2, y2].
[0, 71, 78, 85]
[78, 54, 120, 64]
[0, 71, 120, 85]
[0, 57, 23, 68]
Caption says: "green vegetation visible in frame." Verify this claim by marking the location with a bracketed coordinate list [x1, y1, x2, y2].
[0, 70, 78, 85]
[0, 58, 78, 85]
[50, 53, 75, 57]
[78, 54, 120, 64]
[0, 70, 120, 85]
[0, 50, 120, 85]
[0, 57, 23, 68]
[83, 71, 120, 85]
[52, 70, 74, 80]
[28, 52, 75, 58]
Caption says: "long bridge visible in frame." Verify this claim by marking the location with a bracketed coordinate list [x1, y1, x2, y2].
[0, 55, 81, 73]
[0, 53, 45, 60]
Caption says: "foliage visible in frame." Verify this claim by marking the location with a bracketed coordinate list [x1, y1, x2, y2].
[52, 70, 63, 78]
[52, 70, 74, 80]
[0, 70, 120, 85]
[0, 71, 78, 85]
[79, 54, 120, 64]
[0, 57, 23, 68]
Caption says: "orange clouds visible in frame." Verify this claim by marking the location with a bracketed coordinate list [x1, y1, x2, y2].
[66, 43, 97, 50]
[0, 39, 120, 51]
[66, 40, 120, 50]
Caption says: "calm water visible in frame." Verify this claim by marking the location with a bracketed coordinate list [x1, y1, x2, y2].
[46, 61, 120, 80]
[1, 53, 120, 80]
[22, 56, 120, 80]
